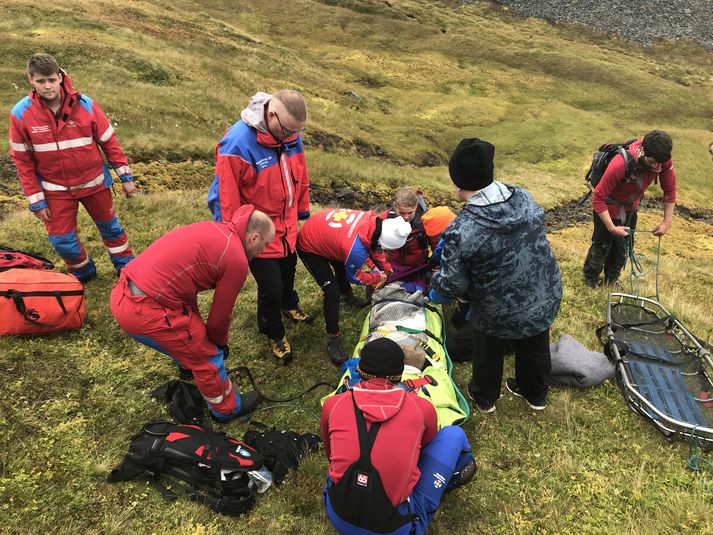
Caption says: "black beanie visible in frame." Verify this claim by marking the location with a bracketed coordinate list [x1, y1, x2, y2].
[358, 338, 404, 378]
[448, 138, 495, 191]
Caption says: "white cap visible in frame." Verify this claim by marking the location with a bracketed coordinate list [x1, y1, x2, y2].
[378, 216, 411, 250]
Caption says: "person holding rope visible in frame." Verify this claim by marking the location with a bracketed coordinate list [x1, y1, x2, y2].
[583, 130, 677, 288]
[321, 337, 476, 535]
[110, 205, 274, 421]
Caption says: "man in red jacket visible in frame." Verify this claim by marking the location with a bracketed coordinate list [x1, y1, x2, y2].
[208, 90, 312, 364]
[110, 205, 274, 421]
[9, 53, 136, 282]
[583, 130, 677, 288]
[297, 209, 411, 365]
[322, 338, 476, 534]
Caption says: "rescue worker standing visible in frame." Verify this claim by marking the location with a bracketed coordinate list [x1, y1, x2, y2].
[297, 209, 410, 365]
[110, 205, 274, 421]
[322, 337, 476, 534]
[9, 53, 136, 282]
[582, 130, 677, 288]
[208, 90, 312, 364]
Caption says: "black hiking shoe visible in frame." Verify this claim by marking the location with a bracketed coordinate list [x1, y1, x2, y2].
[342, 292, 369, 308]
[505, 377, 546, 411]
[584, 277, 599, 289]
[467, 389, 496, 414]
[446, 457, 478, 491]
[327, 333, 347, 366]
[236, 390, 262, 417]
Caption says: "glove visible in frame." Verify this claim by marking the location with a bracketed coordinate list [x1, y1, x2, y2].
[219, 345, 230, 361]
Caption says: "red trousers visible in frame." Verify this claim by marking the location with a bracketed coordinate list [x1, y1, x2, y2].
[110, 275, 238, 418]
[44, 188, 133, 280]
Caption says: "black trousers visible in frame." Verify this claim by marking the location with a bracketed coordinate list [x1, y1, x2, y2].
[469, 328, 551, 405]
[446, 323, 475, 363]
[582, 211, 638, 283]
[297, 248, 352, 334]
[249, 252, 299, 340]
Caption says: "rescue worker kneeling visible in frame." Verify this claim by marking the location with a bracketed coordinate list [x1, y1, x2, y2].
[321, 338, 476, 535]
[110, 205, 274, 421]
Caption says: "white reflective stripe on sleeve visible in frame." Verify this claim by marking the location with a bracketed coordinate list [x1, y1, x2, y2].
[27, 192, 45, 204]
[66, 257, 90, 269]
[57, 136, 94, 150]
[106, 243, 129, 254]
[99, 125, 115, 143]
[114, 165, 131, 176]
[33, 141, 59, 152]
[42, 172, 105, 192]
[10, 141, 33, 152]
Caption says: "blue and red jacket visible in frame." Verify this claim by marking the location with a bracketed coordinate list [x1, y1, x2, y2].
[297, 209, 391, 285]
[207, 92, 310, 259]
[9, 71, 133, 211]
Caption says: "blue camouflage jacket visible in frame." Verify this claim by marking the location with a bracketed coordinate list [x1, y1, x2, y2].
[430, 182, 562, 339]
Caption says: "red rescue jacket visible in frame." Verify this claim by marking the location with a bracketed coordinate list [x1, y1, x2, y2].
[121, 205, 254, 347]
[296, 209, 391, 285]
[321, 378, 438, 507]
[9, 71, 133, 211]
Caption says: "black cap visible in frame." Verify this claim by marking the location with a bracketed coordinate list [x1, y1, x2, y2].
[357, 338, 404, 378]
[448, 138, 495, 191]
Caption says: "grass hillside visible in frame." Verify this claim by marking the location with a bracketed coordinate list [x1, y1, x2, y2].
[1, 0, 712, 211]
[1, 1, 713, 534]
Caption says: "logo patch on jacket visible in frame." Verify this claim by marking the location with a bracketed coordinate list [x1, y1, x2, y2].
[356, 472, 369, 488]
[256, 156, 272, 169]
[31, 125, 50, 134]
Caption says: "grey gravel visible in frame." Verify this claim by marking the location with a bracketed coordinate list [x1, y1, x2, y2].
[490, 0, 713, 53]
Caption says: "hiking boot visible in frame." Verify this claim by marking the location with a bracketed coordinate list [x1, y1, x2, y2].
[282, 307, 314, 324]
[583, 277, 599, 289]
[505, 377, 546, 410]
[446, 457, 478, 491]
[342, 292, 369, 308]
[236, 390, 262, 417]
[327, 333, 347, 366]
[270, 336, 293, 365]
[467, 389, 496, 414]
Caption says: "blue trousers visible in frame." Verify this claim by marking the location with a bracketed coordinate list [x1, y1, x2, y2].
[324, 425, 473, 535]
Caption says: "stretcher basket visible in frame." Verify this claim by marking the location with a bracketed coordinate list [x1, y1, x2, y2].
[603, 293, 713, 449]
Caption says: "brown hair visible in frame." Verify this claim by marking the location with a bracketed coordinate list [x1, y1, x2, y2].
[273, 90, 307, 123]
[394, 187, 418, 209]
[28, 53, 61, 76]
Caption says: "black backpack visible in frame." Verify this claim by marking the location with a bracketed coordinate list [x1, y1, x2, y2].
[584, 139, 637, 190]
[108, 421, 266, 516]
[243, 426, 321, 484]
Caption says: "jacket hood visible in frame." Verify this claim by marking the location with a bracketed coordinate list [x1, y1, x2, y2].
[353, 379, 407, 423]
[240, 92, 299, 148]
[465, 184, 536, 232]
[226, 203, 255, 242]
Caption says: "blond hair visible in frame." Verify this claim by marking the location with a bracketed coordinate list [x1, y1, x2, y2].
[394, 187, 418, 209]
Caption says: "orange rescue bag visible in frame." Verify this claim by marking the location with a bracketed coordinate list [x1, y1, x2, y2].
[0, 268, 85, 335]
